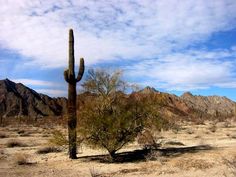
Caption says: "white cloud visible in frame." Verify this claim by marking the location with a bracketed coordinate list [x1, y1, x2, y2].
[35, 89, 66, 97]
[125, 48, 236, 90]
[0, 0, 236, 67]
[1, 0, 236, 92]
[12, 78, 57, 87]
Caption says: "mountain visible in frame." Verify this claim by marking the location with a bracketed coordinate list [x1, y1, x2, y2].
[0, 79, 67, 118]
[137, 87, 236, 121]
[0, 80, 235, 121]
[181, 91, 235, 119]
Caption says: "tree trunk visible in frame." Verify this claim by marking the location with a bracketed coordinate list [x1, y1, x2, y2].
[109, 150, 116, 161]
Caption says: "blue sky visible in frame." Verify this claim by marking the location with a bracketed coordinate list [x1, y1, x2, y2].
[0, 0, 236, 101]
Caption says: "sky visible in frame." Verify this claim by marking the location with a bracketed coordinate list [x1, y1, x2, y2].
[0, 0, 236, 101]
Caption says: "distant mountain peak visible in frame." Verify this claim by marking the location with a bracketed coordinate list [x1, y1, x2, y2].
[181, 91, 193, 97]
[140, 86, 159, 94]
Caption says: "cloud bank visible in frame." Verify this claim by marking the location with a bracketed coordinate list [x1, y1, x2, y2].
[0, 0, 236, 92]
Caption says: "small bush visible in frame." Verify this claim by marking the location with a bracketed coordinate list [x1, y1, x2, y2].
[186, 128, 194, 134]
[19, 132, 31, 137]
[6, 139, 27, 148]
[37, 146, 62, 154]
[137, 130, 162, 149]
[15, 153, 31, 165]
[17, 130, 25, 134]
[209, 125, 217, 133]
[164, 141, 185, 146]
[49, 130, 68, 146]
[0, 149, 6, 160]
[230, 134, 236, 139]
[0, 132, 8, 138]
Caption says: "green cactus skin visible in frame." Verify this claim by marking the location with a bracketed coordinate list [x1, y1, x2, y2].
[64, 29, 84, 159]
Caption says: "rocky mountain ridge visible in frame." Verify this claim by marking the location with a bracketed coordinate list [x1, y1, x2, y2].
[0, 79, 235, 121]
[138, 87, 236, 120]
[0, 79, 67, 118]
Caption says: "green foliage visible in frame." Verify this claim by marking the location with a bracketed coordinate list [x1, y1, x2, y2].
[78, 69, 165, 159]
[78, 94, 145, 158]
[82, 69, 125, 97]
[49, 130, 83, 147]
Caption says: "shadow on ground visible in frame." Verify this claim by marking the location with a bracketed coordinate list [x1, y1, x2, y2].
[78, 145, 214, 163]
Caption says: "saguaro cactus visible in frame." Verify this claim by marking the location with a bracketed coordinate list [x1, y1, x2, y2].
[64, 29, 84, 159]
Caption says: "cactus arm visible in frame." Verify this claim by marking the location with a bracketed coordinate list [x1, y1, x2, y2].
[76, 58, 85, 82]
[64, 69, 69, 83]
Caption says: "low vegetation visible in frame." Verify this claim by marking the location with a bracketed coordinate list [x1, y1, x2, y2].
[15, 153, 31, 165]
[6, 139, 27, 148]
[77, 69, 170, 160]
[37, 146, 62, 154]
[0, 131, 8, 138]
[49, 130, 68, 146]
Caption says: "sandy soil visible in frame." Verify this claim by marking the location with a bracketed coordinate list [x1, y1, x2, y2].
[0, 121, 236, 177]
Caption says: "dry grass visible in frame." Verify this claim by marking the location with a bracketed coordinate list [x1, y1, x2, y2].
[89, 167, 101, 177]
[37, 146, 62, 154]
[175, 158, 214, 170]
[6, 139, 27, 148]
[223, 156, 236, 176]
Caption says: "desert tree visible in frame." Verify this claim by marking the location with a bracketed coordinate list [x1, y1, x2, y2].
[78, 69, 161, 160]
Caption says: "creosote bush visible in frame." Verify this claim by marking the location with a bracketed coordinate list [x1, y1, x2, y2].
[37, 146, 62, 154]
[49, 130, 68, 146]
[15, 153, 31, 165]
[6, 139, 27, 148]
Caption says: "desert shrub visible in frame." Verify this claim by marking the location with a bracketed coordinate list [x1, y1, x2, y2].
[6, 139, 27, 148]
[230, 134, 236, 139]
[137, 129, 162, 149]
[0, 132, 8, 138]
[19, 132, 31, 137]
[78, 69, 165, 160]
[78, 69, 170, 160]
[78, 94, 145, 159]
[49, 130, 68, 146]
[37, 146, 62, 154]
[17, 130, 25, 134]
[15, 153, 31, 165]
[186, 128, 194, 134]
[49, 130, 83, 150]
[209, 124, 217, 133]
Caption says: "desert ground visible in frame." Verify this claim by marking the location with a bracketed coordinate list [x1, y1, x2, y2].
[0, 120, 236, 177]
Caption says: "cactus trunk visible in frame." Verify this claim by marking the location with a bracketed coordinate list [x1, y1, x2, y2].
[64, 29, 84, 159]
